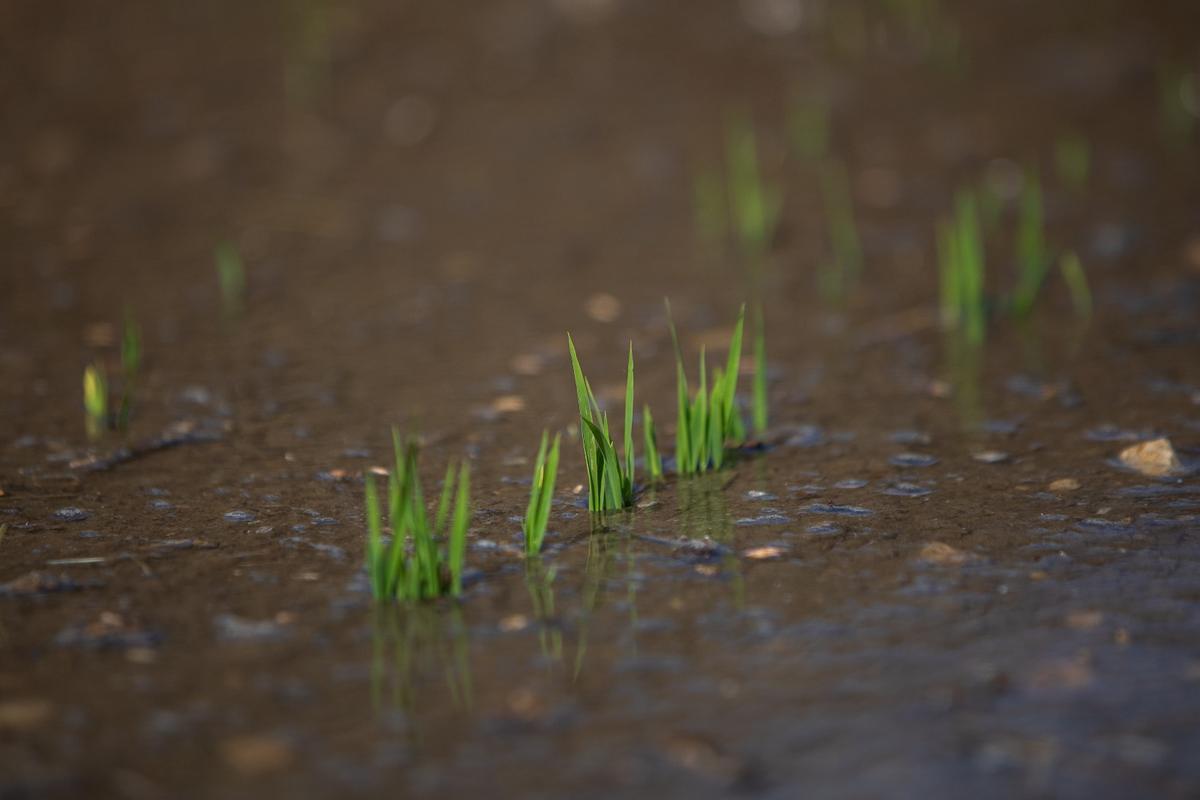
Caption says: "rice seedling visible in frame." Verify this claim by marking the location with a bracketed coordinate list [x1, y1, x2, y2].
[83, 362, 108, 440]
[692, 168, 727, 247]
[752, 306, 768, 435]
[788, 92, 830, 161]
[1055, 133, 1091, 191]
[364, 430, 471, 602]
[817, 158, 863, 302]
[522, 430, 561, 556]
[668, 303, 746, 475]
[1058, 251, 1093, 318]
[642, 404, 663, 483]
[215, 241, 246, 319]
[117, 309, 141, 430]
[1158, 63, 1198, 147]
[726, 113, 783, 259]
[567, 337, 636, 512]
[937, 190, 986, 344]
[1011, 170, 1049, 318]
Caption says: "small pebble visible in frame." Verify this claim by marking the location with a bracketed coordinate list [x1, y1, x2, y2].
[890, 452, 939, 468]
[224, 510, 256, 524]
[53, 507, 89, 522]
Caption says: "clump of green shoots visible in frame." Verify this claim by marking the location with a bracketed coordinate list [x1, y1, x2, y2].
[642, 405, 663, 483]
[117, 309, 141, 430]
[1055, 134, 1091, 191]
[1011, 170, 1049, 318]
[364, 431, 471, 602]
[215, 241, 246, 319]
[1058, 251, 1093, 318]
[522, 431, 561, 556]
[818, 158, 863, 302]
[669, 303, 746, 475]
[567, 337, 636, 512]
[726, 112, 783, 258]
[752, 306, 768, 436]
[1159, 63, 1198, 147]
[937, 191, 986, 344]
[692, 169, 727, 247]
[789, 92, 830, 161]
[83, 362, 108, 440]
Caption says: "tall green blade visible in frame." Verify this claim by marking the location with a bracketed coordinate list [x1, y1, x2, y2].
[752, 306, 767, 435]
[448, 464, 470, 596]
[364, 474, 383, 600]
[623, 343, 635, 493]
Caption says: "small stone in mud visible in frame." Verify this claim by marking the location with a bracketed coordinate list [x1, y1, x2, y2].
[742, 546, 785, 560]
[223, 510, 256, 524]
[918, 542, 975, 566]
[1065, 610, 1104, 630]
[744, 490, 776, 501]
[499, 614, 529, 632]
[880, 482, 933, 497]
[1049, 478, 1081, 492]
[0, 571, 87, 596]
[1118, 437, 1186, 477]
[890, 452, 939, 468]
[220, 734, 294, 775]
[214, 614, 290, 643]
[807, 522, 842, 536]
[55, 612, 160, 650]
[972, 450, 1010, 464]
[0, 699, 52, 730]
[584, 292, 621, 322]
[735, 513, 792, 526]
[52, 507, 88, 522]
[889, 430, 931, 446]
[833, 478, 868, 489]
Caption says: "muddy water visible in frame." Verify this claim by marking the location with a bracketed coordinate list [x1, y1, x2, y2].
[3, 0, 1200, 797]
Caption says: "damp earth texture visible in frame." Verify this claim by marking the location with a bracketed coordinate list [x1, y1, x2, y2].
[3, 1, 1200, 798]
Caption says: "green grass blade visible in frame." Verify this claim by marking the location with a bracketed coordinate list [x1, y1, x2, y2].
[752, 306, 767, 435]
[643, 405, 662, 481]
[721, 305, 746, 439]
[623, 343, 635, 492]
[1059, 251, 1092, 318]
[448, 463, 470, 596]
[435, 462, 456, 535]
[364, 474, 383, 600]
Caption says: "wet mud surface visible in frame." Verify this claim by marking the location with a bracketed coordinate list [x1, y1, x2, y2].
[3, 0, 1200, 797]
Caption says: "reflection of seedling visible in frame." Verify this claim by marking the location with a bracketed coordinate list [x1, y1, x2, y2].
[669, 303, 746, 474]
[215, 242, 246, 319]
[117, 309, 141, 430]
[522, 431, 561, 556]
[1012, 170, 1049, 318]
[752, 306, 768, 435]
[789, 93, 830, 161]
[818, 158, 863, 302]
[567, 337, 635, 512]
[1059, 251, 1093, 318]
[937, 191, 986, 344]
[371, 606, 472, 714]
[364, 430, 471, 602]
[1159, 63, 1198, 147]
[524, 558, 562, 663]
[1055, 134, 1091, 191]
[692, 169, 727, 247]
[642, 405, 663, 483]
[83, 363, 108, 440]
[726, 113, 783, 258]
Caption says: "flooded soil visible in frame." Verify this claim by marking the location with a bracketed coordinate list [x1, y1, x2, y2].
[3, 0, 1200, 797]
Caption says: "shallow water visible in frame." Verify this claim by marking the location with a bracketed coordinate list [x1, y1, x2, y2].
[2, 0, 1200, 797]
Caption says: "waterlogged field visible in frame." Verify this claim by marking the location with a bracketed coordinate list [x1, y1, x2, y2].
[2, 1, 1200, 797]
